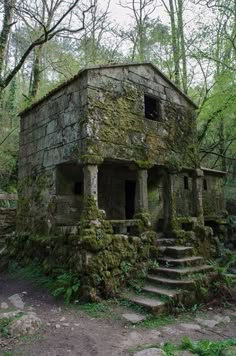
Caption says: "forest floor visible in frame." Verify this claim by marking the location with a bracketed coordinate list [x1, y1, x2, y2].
[0, 274, 236, 356]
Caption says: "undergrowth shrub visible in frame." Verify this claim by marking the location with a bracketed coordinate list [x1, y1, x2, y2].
[162, 337, 236, 355]
[9, 262, 80, 304]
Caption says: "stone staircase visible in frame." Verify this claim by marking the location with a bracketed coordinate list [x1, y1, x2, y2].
[125, 236, 213, 315]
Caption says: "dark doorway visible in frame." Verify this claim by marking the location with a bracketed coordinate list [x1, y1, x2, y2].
[125, 180, 136, 219]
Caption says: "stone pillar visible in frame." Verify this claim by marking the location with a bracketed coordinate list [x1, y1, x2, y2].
[136, 169, 148, 213]
[192, 168, 204, 224]
[83, 164, 98, 206]
[167, 173, 177, 230]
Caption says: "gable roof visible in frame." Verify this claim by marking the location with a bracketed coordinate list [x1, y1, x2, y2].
[19, 62, 198, 117]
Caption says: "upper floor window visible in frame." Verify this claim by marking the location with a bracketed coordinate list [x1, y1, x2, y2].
[144, 95, 161, 121]
[184, 176, 189, 190]
[203, 179, 208, 191]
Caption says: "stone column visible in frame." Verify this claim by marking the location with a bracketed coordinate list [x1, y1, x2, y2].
[83, 164, 98, 206]
[192, 168, 204, 224]
[167, 173, 177, 230]
[136, 169, 148, 213]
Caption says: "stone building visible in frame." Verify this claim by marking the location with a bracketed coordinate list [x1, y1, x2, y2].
[16, 63, 227, 303]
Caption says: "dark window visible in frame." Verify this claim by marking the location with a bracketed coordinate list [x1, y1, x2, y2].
[203, 179, 208, 191]
[144, 95, 161, 121]
[125, 180, 136, 219]
[184, 176, 189, 190]
[74, 182, 83, 195]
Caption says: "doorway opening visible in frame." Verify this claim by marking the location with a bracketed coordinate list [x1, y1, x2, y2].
[125, 180, 136, 219]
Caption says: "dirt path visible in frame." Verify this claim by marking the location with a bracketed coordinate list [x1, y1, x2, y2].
[0, 275, 235, 356]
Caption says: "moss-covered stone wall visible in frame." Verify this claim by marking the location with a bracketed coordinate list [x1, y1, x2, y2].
[18, 63, 198, 234]
[9, 196, 158, 301]
[174, 172, 194, 217]
[18, 72, 88, 233]
[202, 172, 226, 218]
[17, 170, 56, 234]
[83, 65, 198, 169]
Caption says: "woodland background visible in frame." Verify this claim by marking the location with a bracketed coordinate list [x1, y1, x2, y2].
[0, 0, 235, 203]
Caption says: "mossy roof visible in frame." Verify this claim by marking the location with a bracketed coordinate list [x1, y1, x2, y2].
[19, 62, 198, 117]
[202, 167, 227, 176]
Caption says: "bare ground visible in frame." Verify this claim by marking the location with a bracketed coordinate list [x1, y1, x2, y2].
[0, 275, 235, 356]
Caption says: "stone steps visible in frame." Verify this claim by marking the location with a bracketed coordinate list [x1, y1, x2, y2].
[127, 294, 167, 314]
[142, 283, 181, 299]
[165, 246, 194, 258]
[146, 274, 196, 289]
[156, 238, 176, 246]
[152, 265, 213, 279]
[158, 256, 203, 267]
[125, 238, 213, 315]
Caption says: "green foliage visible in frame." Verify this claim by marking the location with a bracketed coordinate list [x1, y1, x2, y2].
[159, 337, 236, 355]
[11, 263, 80, 304]
[127, 278, 144, 294]
[52, 273, 80, 304]
[140, 315, 174, 329]
[120, 261, 132, 274]
[181, 336, 236, 356]
[0, 127, 19, 192]
[0, 312, 24, 337]
[198, 70, 236, 170]
[148, 259, 159, 270]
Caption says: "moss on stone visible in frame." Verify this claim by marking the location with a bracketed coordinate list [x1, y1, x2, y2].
[135, 160, 154, 169]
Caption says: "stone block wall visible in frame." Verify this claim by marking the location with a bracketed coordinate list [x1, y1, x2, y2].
[84, 65, 198, 169]
[202, 172, 226, 218]
[18, 63, 199, 234]
[18, 73, 88, 233]
[0, 208, 16, 235]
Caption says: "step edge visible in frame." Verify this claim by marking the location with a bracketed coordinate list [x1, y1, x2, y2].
[152, 265, 213, 274]
[147, 274, 196, 284]
[142, 284, 181, 296]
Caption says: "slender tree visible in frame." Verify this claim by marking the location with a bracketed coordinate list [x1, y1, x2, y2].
[0, 0, 94, 99]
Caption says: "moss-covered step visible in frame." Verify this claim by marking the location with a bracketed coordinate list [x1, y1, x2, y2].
[126, 294, 167, 314]
[146, 275, 196, 290]
[165, 246, 194, 258]
[152, 265, 213, 279]
[156, 238, 176, 246]
[142, 283, 181, 299]
[157, 256, 203, 268]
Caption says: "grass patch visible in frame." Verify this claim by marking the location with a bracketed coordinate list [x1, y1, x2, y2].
[76, 302, 111, 318]
[129, 337, 236, 355]
[179, 336, 236, 355]
[162, 337, 236, 355]
[139, 314, 175, 328]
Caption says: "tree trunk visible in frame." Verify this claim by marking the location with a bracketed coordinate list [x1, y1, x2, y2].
[29, 45, 43, 99]
[168, 0, 180, 87]
[219, 117, 227, 172]
[0, 0, 16, 82]
[177, 0, 187, 93]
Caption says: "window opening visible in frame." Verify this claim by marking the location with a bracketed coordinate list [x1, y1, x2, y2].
[125, 180, 136, 219]
[144, 95, 161, 121]
[184, 176, 189, 190]
[74, 182, 83, 195]
[203, 179, 208, 191]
